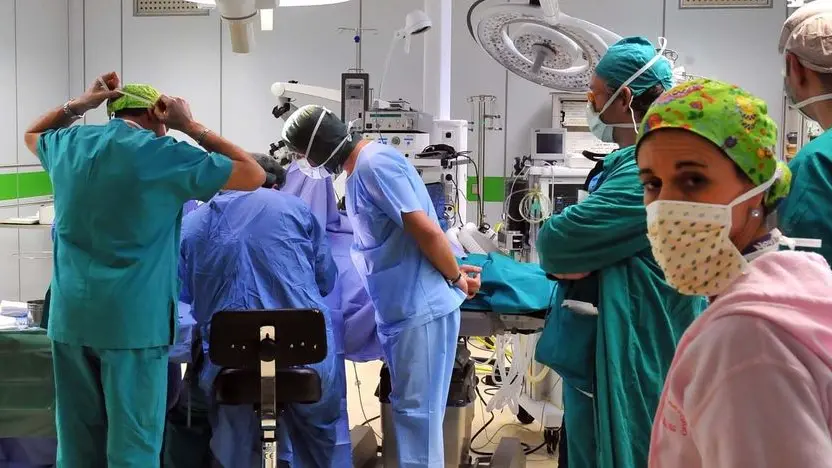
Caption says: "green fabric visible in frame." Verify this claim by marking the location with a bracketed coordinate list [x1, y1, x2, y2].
[563, 385, 596, 468]
[638, 78, 791, 208]
[106, 83, 160, 116]
[52, 342, 168, 467]
[37, 119, 232, 349]
[0, 330, 55, 438]
[595, 36, 673, 94]
[535, 145, 706, 468]
[457, 253, 556, 313]
[780, 129, 832, 263]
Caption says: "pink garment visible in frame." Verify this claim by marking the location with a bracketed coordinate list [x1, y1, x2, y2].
[649, 251, 832, 468]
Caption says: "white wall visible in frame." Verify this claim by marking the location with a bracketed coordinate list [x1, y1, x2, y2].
[0, 0, 425, 302]
[452, 0, 789, 224]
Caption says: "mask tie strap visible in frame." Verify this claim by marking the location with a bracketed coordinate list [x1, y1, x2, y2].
[599, 37, 668, 116]
[305, 110, 328, 157]
[728, 167, 782, 209]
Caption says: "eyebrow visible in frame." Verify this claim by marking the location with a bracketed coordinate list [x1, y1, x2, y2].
[675, 160, 707, 169]
[638, 168, 653, 176]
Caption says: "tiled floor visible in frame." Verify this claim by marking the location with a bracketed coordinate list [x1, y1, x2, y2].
[345, 359, 558, 467]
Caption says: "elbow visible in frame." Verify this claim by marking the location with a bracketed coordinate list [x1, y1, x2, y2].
[247, 162, 267, 190]
[24, 133, 39, 156]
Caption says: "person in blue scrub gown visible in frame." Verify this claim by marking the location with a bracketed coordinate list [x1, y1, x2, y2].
[178, 157, 350, 468]
[23, 73, 265, 468]
[281, 106, 481, 468]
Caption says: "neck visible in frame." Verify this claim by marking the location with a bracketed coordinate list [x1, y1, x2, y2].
[811, 103, 832, 130]
[120, 116, 144, 130]
[344, 139, 369, 175]
[613, 127, 637, 147]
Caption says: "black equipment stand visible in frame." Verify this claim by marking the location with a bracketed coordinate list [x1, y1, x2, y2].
[208, 309, 329, 468]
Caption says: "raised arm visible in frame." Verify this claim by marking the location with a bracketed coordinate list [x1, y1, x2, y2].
[153, 96, 264, 191]
[24, 72, 121, 158]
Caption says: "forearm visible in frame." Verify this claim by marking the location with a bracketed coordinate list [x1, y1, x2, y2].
[25, 101, 87, 136]
[183, 122, 250, 163]
[415, 229, 461, 281]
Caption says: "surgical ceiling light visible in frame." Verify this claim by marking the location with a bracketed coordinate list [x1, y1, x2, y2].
[467, 0, 621, 92]
[376, 9, 433, 105]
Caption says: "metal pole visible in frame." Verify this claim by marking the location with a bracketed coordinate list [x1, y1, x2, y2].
[477, 99, 487, 225]
[357, 0, 363, 71]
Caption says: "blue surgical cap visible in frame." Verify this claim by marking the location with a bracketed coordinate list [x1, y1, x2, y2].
[595, 36, 673, 95]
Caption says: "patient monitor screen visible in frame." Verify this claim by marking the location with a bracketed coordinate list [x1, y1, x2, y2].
[536, 132, 564, 155]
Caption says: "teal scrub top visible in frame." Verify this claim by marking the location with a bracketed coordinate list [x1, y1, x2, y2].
[345, 142, 464, 334]
[779, 129, 832, 263]
[37, 119, 233, 349]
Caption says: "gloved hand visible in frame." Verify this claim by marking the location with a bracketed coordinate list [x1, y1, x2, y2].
[252, 153, 286, 189]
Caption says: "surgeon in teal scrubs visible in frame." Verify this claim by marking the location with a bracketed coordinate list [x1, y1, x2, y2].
[23, 72, 266, 468]
[535, 38, 706, 468]
[779, 3, 832, 261]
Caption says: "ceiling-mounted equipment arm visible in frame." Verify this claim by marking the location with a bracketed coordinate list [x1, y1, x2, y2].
[270, 82, 342, 121]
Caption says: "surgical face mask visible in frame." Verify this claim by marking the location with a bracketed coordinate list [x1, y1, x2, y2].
[645, 170, 779, 297]
[587, 37, 669, 144]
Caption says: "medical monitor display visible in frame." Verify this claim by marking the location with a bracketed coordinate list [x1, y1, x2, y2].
[532, 128, 567, 163]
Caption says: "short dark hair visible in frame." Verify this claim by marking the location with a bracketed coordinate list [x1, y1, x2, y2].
[113, 108, 149, 119]
[631, 84, 666, 120]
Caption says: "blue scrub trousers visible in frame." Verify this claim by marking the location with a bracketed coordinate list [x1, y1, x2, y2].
[51, 342, 169, 468]
[378, 310, 460, 468]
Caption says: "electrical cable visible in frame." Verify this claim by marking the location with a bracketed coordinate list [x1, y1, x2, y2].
[351, 362, 382, 440]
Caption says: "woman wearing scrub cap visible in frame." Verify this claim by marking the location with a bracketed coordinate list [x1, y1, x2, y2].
[636, 78, 832, 466]
[535, 36, 706, 468]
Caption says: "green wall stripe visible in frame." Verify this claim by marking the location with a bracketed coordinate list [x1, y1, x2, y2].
[467, 176, 505, 202]
[0, 171, 53, 202]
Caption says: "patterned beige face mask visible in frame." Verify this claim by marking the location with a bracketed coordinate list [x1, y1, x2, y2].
[645, 172, 779, 296]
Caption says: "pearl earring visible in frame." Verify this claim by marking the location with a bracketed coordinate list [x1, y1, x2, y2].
[751, 208, 763, 218]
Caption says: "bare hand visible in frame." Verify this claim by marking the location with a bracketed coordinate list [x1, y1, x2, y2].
[153, 95, 195, 132]
[455, 274, 470, 298]
[554, 272, 591, 280]
[460, 264, 482, 299]
[77, 72, 122, 112]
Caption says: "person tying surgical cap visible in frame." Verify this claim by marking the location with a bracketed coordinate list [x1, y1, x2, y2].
[281, 105, 480, 468]
[177, 154, 351, 467]
[637, 78, 832, 467]
[534, 37, 705, 468]
[23, 72, 264, 467]
[778, 1, 832, 265]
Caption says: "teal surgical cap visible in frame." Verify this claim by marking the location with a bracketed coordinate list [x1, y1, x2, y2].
[595, 36, 674, 95]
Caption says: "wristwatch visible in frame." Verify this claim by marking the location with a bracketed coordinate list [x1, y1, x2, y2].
[62, 100, 83, 121]
[446, 272, 463, 287]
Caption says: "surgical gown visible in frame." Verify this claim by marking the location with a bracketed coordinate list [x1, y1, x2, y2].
[345, 142, 465, 468]
[535, 146, 706, 468]
[179, 189, 349, 468]
[779, 129, 832, 263]
[36, 119, 232, 468]
[282, 164, 381, 465]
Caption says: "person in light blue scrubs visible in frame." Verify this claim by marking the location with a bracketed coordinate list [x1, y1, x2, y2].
[23, 74, 265, 468]
[178, 156, 350, 468]
[281, 106, 481, 468]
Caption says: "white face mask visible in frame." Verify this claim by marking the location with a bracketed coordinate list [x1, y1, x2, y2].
[645, 170, 780, 297]
[587, 37, 669, 144]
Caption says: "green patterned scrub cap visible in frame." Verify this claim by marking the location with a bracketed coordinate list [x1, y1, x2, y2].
[636, 78, 791, 209]
[106, 84, 161, 117]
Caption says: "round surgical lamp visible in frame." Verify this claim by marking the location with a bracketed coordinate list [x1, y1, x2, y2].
[376, 9, 433, 106]
[467, 0, 621, 92]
